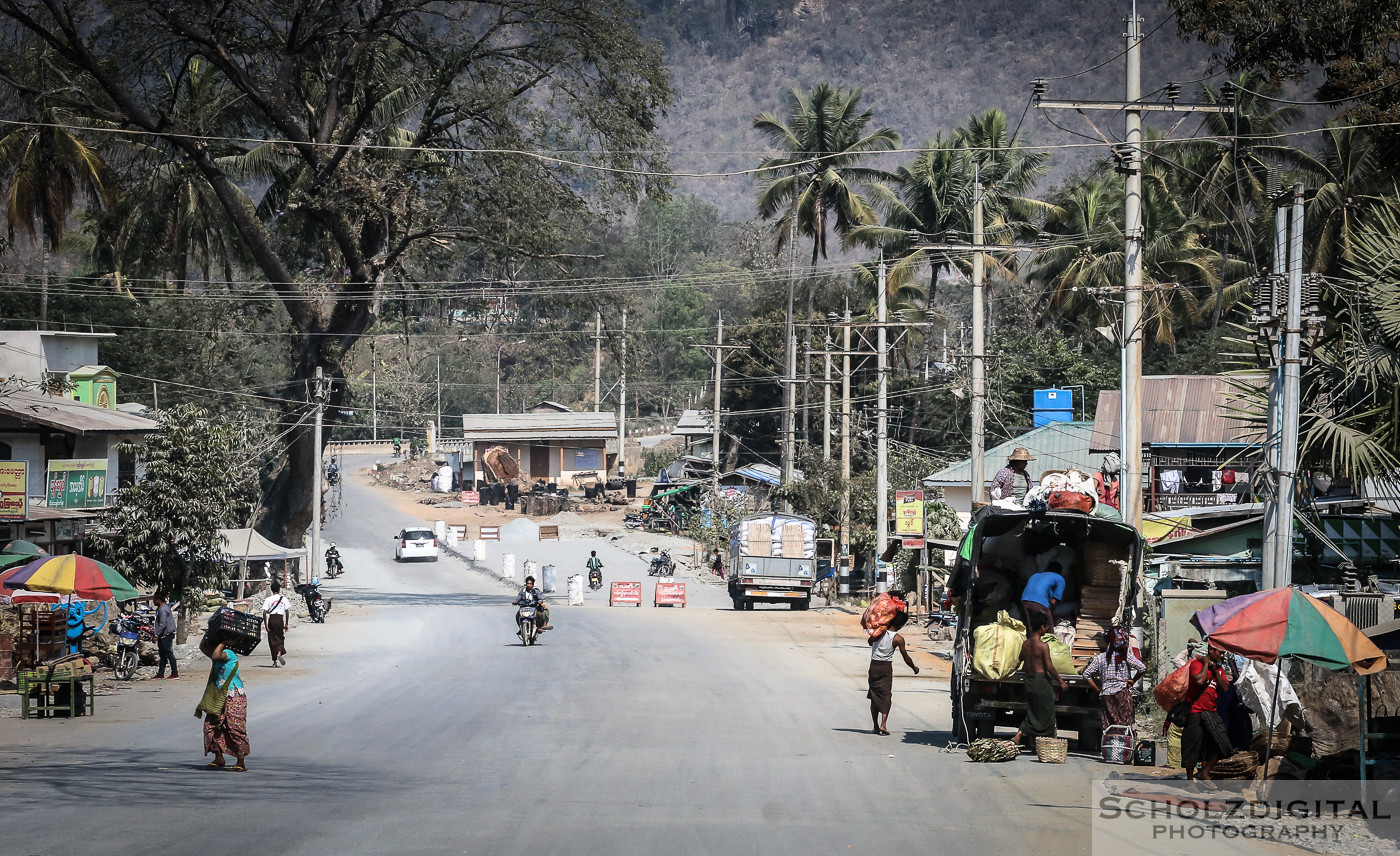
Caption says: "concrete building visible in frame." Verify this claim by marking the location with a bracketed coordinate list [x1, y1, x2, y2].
[458, 412, 618, 485]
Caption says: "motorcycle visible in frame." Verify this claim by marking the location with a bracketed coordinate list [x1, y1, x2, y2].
[647, 550, 675, 577]
[588, 567, 603, 590]
[324, 551, 344, 579]
[516, 604, 540, 646]
[294, 580, 332, 623]
[110, 612, 152, 680]
[623, 512, 643, 530]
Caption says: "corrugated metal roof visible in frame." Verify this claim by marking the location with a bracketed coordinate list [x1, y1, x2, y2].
[670, 409, 713, 437]
[1089, 375, 1263, 452]
[924, 421, 1100, 486]
[459, 411, 617, 441]
[0, 389, 157, 434]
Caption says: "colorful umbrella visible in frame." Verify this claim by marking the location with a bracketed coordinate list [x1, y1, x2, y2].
[0, 553, 31, 571]
[2, 539, 47, 556]
[1192, 586, 1388, 674]
[3, 554, 140, 602]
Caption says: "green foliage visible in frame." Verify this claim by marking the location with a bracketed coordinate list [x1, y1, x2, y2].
[684, 491, 761, 555]
[94, 404, 263, 605]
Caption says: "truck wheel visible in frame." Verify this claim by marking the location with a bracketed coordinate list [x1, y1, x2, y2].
[975, 718, 995, 739]
[745, 599, 756, 611]
[732, 597, 745, 611]
[1077, 715, 1102, 754]
[791, 597, 810, 611]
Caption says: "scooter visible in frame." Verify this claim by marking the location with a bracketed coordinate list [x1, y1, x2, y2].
[647, 551, 675, 577]
[515, 604, 540, 646]
[295, 580, 332, 623]
[588, 567, 603, 590]
[111, 612, 151, 680]
[324, 550, 344, 579]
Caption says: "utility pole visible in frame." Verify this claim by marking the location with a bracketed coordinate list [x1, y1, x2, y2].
[370, 339, 378, 442]
[1033, 2, 1234, 529]
[713, 311, 723, 492]
[618, 307, 628, 479]
[1274, 185, 1306, 587]
[1260, 182, 1287, 589]
[970, 170, 987, 505]
[782, 208, 798, 492]
[823, 326, 833, 460]
[435, 353, 441, 450]
[593, 311, 602, 412]
[841, 303, 852, 570]
[875, 249, 889, 594]
[310, 367, 327, 582]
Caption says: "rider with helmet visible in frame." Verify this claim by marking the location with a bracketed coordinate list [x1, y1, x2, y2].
[325, 542, 342, 576]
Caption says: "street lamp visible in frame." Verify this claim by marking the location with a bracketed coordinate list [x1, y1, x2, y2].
[496, 339, 526, 414]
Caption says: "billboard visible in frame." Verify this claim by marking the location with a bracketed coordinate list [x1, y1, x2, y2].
[894, 490, 925, 537]
[0, 461, 26, 521]
[47, 459, 107, 510]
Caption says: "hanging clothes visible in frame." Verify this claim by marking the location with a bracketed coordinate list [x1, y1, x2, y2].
[1158, 469, 1183, 494]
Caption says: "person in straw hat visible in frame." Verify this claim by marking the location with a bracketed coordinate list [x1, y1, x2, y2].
[990, 447, 1035, 504]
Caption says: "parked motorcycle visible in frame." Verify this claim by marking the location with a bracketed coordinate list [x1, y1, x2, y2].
[588, 567, 603, 590]
[623, 512, 643, 530]
[647, 550, 675, 577]
[110, 612, 152, 680]
[515, 604, 540, 646]
[295, 580, 332, 623]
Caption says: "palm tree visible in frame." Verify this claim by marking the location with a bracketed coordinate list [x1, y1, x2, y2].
[753, 83, 899, 265]
[0, 102, 114, 321]
[1291, 123, 1400, 276]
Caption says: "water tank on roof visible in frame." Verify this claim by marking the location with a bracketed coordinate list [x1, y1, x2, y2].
[1032, 388, 1074, 428]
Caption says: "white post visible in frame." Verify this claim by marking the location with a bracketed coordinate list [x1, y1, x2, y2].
[876, 250, 889, 594]
[310, 367, 326, 582]
[712, 310, 724, 492]
[1120, 3, 1146, 530]
[841, 302, 852, 564]
[970, 170, 987, 505]
[1274, 185, 1305, 588]
[618, 307, 628, 478]
[594, 310, 602, 413]
[371, 339, 377, 443]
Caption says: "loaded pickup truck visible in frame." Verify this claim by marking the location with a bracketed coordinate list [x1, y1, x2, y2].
[947, 506, 1144, 750]
[728, 513, 819, 611]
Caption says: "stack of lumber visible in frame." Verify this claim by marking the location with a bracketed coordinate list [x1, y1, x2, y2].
[1073, 585, 1118, 671]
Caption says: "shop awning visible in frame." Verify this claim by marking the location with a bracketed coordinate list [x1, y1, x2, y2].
[219, 528, 307, 561]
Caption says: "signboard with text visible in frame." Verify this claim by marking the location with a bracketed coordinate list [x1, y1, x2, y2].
[461, 490, 480, 505]
[46, 459, 107, 510]
[654, 582, 687, 607]
[609, 581, 642, 607]
[894, 490, 925, 537]
[0, 461, 26, 522]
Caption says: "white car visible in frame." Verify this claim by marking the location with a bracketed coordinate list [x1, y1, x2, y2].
[394, 528, 439, 562]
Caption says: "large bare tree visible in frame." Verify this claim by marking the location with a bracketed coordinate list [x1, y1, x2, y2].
[0, 0, 671, 544]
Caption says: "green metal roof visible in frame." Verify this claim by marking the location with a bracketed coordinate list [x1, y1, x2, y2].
[924, 421, 1102, 486]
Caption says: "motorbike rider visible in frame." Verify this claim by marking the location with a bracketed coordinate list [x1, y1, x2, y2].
[325, 542, 342, 575]
[585, 551, 603, 586]
[513, 575, 551, 634]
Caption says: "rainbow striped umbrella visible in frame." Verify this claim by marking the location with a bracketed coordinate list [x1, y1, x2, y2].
[2, 554, 140, 602]
[1192, 587, 1388, 674]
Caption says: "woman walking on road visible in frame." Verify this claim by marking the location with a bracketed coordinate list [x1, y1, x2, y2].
[867, 611, 920, 735]
[200, 639, 250, 771]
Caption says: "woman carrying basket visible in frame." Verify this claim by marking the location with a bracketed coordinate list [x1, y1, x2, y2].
[199, 639, 250, 771]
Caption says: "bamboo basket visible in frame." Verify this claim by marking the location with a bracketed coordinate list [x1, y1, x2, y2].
[1035, 736, 1068, 764]
[1081, 541, 1127, 587]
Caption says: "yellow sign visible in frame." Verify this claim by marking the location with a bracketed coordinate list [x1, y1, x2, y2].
[894, 490, 925, 537]
[0, 460, 27, 522]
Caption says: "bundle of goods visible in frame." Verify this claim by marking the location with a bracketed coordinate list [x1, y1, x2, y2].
[1024, 470, 1097, 512]
[972, 610, 1026, 679]
[1035, 736, 1069, 763]
[204, 605, 262, 656]
[860, 592, 907, 639]
[967, 738, 1021, 762]
[1042, 633, 1075, 675]
[1212, 750, 1260, 780]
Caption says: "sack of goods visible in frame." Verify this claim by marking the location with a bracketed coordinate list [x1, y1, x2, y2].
[860, 592, 907, 639]
[967, 738, 1021, 762]
[972, 610, 1026, 680]
[1041, 633, 1076, 675]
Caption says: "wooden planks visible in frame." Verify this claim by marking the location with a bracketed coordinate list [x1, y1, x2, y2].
[780, 523, 806, 558]
[747, 522, 771, 556]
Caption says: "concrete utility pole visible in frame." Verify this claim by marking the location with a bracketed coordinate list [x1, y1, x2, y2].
[970, 171, 987, 505]
[1033, 1, 1234, 529]
[1261, 185, 1287, 589]
[823, 326, 833, 460]
[593, 311, 602, 413]
[1273, 186, 1306, 587]
[618, 307, 628, 479]
[370, 339, 377, 442]
[841, 302, 852, 568]
[875, 250, 889, 593]
[782, 209, 798, 491]
[310, 367, 327, 582]
[435, 353, 441, 449]
[688, 320, 748, 492]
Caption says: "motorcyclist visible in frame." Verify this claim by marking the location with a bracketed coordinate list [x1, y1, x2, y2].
[585, 551, 603, 587]
[325, 543, 342, 575]
[513, 575, 551, 634]
[326, 458, 340, 485]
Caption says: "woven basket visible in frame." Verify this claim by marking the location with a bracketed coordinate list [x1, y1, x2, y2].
[1081, 540, 1127, 587]
[1036, 736, 1069, 764]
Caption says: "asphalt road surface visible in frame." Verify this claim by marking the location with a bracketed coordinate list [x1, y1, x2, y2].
[1, 462, 1297, 856]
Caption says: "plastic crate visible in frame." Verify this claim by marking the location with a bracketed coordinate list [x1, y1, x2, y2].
[206, 607, 262, 655]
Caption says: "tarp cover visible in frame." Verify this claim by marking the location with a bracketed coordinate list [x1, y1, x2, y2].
[219, 528, 307, 561]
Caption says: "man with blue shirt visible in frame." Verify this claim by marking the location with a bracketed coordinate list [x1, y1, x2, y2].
[1021, 569, 1065, 632]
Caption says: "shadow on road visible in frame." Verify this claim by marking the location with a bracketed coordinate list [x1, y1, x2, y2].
[899, 729, 957, 747]
[0, 746, 409, 806]
[319, 589, 507, 608]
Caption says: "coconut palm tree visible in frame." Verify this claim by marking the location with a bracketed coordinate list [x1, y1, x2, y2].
[0, 101, 115, 320]
[1291, 123, 1400, 276]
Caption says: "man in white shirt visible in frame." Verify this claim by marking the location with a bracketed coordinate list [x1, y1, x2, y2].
[262, 581, 292, 667]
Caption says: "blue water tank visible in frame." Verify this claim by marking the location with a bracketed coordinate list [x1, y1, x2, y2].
[1032, 388, 1074, 428]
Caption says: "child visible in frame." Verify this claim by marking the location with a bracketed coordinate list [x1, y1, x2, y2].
[1012, 615, 1065, 748]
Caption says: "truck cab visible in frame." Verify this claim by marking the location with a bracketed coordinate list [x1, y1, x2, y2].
[728, 513, 819, 611]
[948, 507, 1143, 750]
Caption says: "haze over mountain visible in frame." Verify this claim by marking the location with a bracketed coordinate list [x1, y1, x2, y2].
[645, 0, 1216, 220]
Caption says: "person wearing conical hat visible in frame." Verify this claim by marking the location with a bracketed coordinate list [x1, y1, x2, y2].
[989, 447, 1035, 503]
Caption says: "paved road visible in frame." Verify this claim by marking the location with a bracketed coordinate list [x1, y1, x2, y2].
[1, 462, 1296, 856]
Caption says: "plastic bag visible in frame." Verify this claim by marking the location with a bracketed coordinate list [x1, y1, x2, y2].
[1042, 633, 1075, 675]
[861, 592, 907, 639]
[972, 610, 1026, 679]
[1153, 663, 1192, 711]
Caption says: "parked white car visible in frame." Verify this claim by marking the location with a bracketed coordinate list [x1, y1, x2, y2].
[394, 528, 439, 562]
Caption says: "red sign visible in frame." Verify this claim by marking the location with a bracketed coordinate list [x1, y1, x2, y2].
[654, 582, 687, 607]
[902, 537, 926, 549]
[609, 581, 642, 607]
[462, 491, 480, 505]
